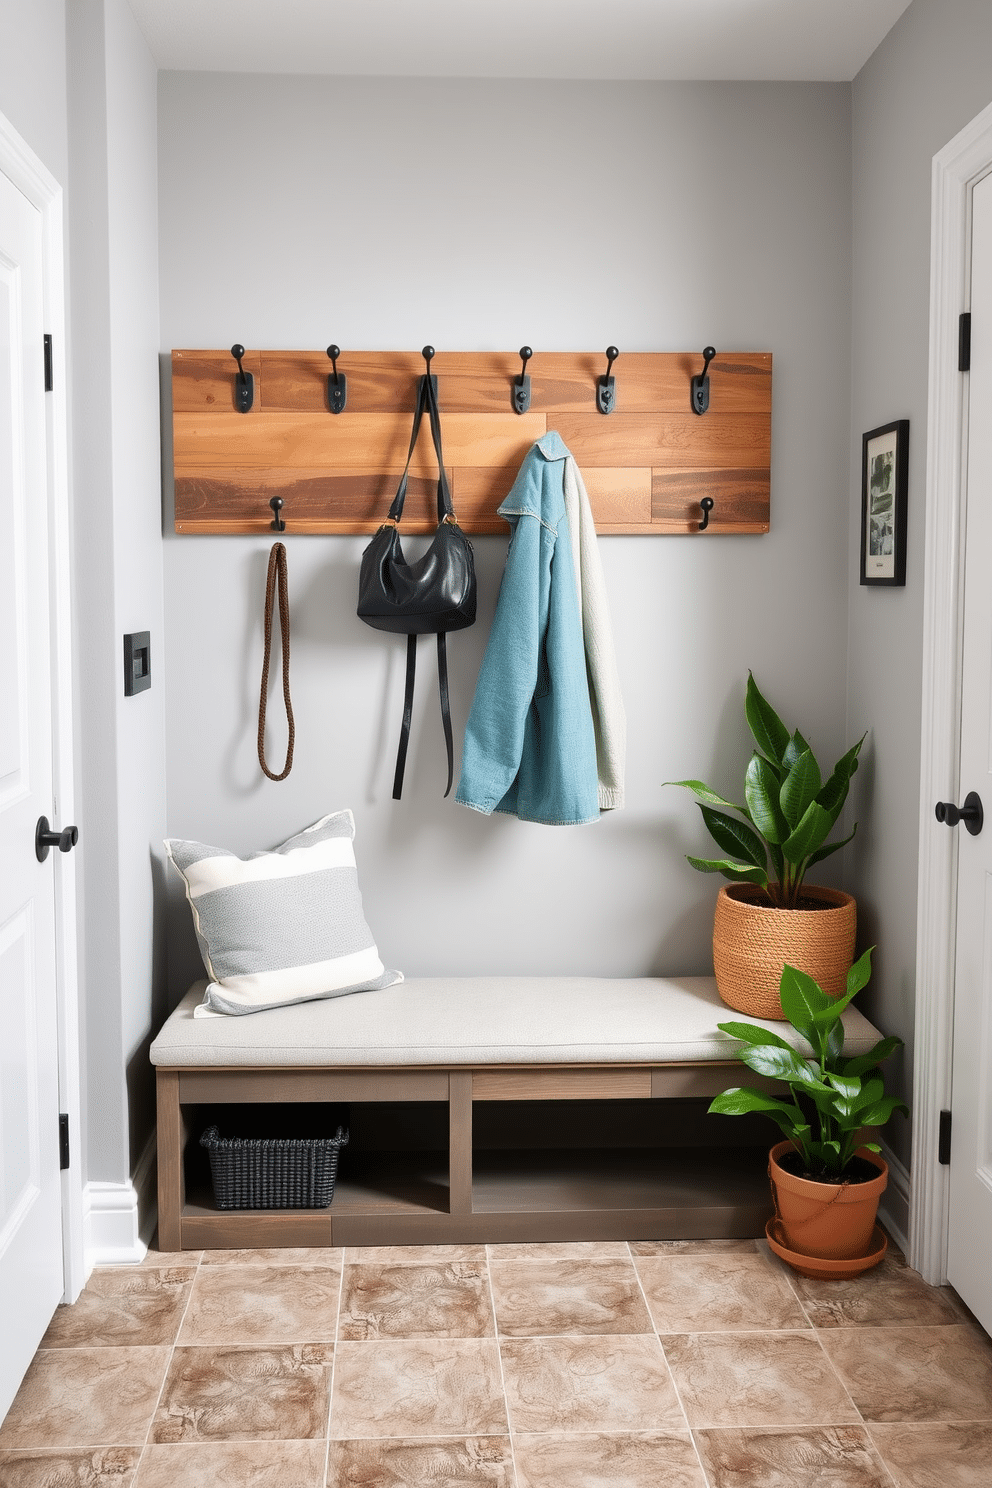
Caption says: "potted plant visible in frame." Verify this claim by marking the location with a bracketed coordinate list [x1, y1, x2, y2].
[667, 673, 865, 1017]
[710, 947, 908, 1277]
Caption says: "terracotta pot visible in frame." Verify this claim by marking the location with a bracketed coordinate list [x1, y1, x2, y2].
[712, 882, 856, 1020]
[768, 1140, 887, 1271]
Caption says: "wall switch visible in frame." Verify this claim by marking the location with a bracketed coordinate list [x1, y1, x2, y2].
[123, 632, 151, 695]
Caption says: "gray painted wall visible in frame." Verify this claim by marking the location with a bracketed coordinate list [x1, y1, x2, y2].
[847, 0, 992, 1167]
[0, 0, 67, 184]
[159, 76, 854, 1004]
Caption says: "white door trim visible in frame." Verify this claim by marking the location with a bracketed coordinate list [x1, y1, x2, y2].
[912, 99, 992, 1286]
[0, 109, 84, 1302]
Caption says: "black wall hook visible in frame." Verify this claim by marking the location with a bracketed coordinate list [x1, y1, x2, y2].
[513, 346, 533, 414]
[326, 345, 347, 414]
[698, 496, 714, 531]
[691, 346, 717, 415]
[597, 346, 619, 414]
[269, 496, 285, 532]
[420, 345, 438, 397]
[231, 344, 254, 414]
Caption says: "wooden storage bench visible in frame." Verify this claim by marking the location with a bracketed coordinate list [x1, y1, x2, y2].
[151, 974, 882, 1251]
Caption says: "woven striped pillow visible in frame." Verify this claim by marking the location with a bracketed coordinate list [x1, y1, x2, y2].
[165, 810, 402, 1017]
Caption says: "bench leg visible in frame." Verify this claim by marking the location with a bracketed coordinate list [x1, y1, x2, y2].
[156, 1070, 186, 1251]
[449, 1072, 473, 1215]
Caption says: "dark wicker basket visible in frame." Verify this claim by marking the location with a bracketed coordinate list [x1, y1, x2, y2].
[199, 1124, 348, 1210]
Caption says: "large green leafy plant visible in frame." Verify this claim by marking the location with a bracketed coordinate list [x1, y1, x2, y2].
[709, 949, 907, 1179]
[668, 673, 865, 911]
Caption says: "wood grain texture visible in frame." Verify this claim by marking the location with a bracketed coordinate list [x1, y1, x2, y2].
[156, 1071, 184, 1252]
[473, 1070, 652, 1101]
[177, 1069, 449, 1103]
[170, 349, 772, 536]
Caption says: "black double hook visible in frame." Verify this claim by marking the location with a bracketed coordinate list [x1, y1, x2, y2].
[231, 344, 254, 414]
[269, 497, 285, 532]
[691, 346, 717, 415]
[513, 346, 533, 414]
[597, 347, 619, 414]
[326, 345, 347, 414]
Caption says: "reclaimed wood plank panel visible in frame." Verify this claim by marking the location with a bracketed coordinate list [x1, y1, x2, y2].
[553, 412, 771, 470]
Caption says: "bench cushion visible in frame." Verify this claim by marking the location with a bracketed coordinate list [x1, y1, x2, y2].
[150, 975, 883, 1069]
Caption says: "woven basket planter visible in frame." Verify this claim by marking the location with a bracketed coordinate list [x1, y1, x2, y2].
[712, 883, 856, 1020]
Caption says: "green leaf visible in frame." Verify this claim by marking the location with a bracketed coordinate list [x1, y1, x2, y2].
[717, 1020, 796, 1053]
[699, 805, 767, 870]
[826, 1018, 846, 1066]
[857, 1095, 910, 1126]
[780, 750, 823, 831]
[745, 755, 790, 845]
[826, 1071, 862, 1100]
[781, 800, 833, 864]
[686, 856, 769, 886]
[665, 779, 746, 814]
[708, 1088, 803, 1125]
[737, 1043, 829, 1089]
[805, 824, 857, 869]
[842, 1035, 903, 1078]
[778, 963, 832, 1044]
[783, 728, 812, 771]
[745, 673, 791, 766]
[846, 947, 874, 999]
[816, 736, 865, 823]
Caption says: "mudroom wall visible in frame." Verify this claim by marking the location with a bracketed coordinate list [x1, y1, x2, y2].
[158, 76, 854, 999]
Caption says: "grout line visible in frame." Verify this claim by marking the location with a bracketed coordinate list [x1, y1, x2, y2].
[130, 1257, 200, 1475]
[485, 1244, 521, 1488]
[323, 1248, 346, 1483]
[627, 1240, 705, 1483]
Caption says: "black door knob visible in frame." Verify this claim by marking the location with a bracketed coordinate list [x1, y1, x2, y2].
[935, 791, 984, 836]
[35, 816, 79, 862]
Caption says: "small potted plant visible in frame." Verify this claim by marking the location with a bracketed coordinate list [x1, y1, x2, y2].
[667, 673, 865, 1017]
[709, 947, 908, 1277]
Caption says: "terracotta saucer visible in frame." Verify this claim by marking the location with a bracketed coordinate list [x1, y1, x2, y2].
[765, 1218, 887, 1279]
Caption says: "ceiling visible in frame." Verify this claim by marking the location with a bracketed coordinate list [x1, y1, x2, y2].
[127, 0, 914, 82]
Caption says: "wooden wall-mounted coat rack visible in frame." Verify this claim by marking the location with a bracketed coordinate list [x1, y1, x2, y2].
[171, 347, 772, 536]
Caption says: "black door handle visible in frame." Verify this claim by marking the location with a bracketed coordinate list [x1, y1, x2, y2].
[36, 816, 79, 862]
[935, 791, 984, 836]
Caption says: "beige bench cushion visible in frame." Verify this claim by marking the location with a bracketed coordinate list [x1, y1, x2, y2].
[150, 975, 883, 1069]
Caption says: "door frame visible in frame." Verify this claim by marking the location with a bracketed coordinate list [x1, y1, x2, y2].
[912, 99, 992, 1286]
[0, 109, 84, 1303]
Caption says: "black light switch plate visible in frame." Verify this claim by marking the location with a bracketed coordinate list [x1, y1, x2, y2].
[123, 631, 151, 696]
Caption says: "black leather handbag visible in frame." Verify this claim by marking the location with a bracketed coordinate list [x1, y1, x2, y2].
[358, 371, 476, 799]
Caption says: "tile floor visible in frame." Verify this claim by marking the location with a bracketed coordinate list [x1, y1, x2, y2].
[2, 1234, 992, 1487]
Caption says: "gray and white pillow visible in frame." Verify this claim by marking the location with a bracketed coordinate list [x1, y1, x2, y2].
[165, 810, 402, 1017]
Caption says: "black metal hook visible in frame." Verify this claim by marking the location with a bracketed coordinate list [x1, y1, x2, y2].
[513, 346, 533, 414]
[231, 344, 254, 414]
[420, 345, 437, 397]
[691, 346, 717, 415]
[269, 496, 285, 532]
[698, 496, 714, 531]
[326, 344, 347, 413]
[597, 346, 619, 414]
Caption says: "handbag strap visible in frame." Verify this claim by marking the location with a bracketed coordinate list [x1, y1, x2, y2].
[257, 541, 295, 781]
[392, 632, 454, 800]
[386, 373, 455, 526]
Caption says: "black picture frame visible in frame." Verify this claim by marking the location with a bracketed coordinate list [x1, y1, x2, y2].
[860, 419, 909, 586]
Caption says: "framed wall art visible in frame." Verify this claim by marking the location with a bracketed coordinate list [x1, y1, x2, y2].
[860, 418, 909, 586]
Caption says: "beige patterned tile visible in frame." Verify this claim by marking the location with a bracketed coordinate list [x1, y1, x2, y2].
[490, 1258, 652, 1336]
[151, 1343, 334, 1442]
[499, 1334, 684, 1433]
[693, 1426, 891, 1487]
[134, 1440, 327, 1487]
[868, 1421, 992, 1486]
[630, 1239, 761, 1257]
[512, 1430, 705, 1487]
[326, 1436, 515, 1486]
[330, 1339, 506, 1438]
[199, 1247, 342, 1267]
[138, 1240, 201, 1267]
[40, 1267, 196, 1348]
[343, 1245, 487, 1265]
[487, 1241, 631, 1261]
[820, 1325, 992, 1423]
[177, 1264, 340, 1344]
[0, 1447, 141, 1487]
[634, 1253, 809, 1333]
[0, 1348, 171, 1449]
[663, 1332, 860, 1428]
[338, 1261, 493, 1339]
[787, 1255, 965, 1328]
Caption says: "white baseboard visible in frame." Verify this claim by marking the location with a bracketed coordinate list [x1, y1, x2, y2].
[877, 1139, 910, 1257]
[83, 1133, 156, 1268]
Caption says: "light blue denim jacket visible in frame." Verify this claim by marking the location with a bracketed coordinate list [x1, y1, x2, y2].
[456, 432, 600, 825]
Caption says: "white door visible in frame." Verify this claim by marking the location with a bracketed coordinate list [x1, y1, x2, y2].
[0, 166, 66, 1419]
[947, 169, 992, 1333]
